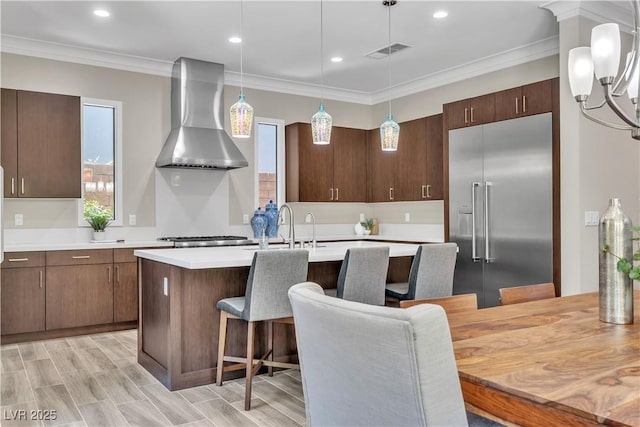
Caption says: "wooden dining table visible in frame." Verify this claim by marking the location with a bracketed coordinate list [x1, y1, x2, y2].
[446, 291, 640, 427]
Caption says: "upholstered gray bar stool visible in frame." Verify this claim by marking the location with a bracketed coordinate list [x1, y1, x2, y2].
[325, 246, 390, 306]
[215, 249, 309, 411]
[385, 243, 457, 302]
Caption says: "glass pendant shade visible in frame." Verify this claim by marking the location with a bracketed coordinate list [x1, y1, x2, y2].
[626, 52, 640, 101]
[311, 103, 332, 145]
[591, 23, 621, 80]
[568, 47, 594, 97]
[380, 113, 400, 151]
[230, 93, 253, 138]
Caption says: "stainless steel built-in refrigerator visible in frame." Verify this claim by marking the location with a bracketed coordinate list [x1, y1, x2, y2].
[448, 113, 553, 308]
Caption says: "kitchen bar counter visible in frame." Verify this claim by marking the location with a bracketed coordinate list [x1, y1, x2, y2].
[134, 241, 420, 269]
[137, 240, 420, 390]
[5, 240, 173, 252]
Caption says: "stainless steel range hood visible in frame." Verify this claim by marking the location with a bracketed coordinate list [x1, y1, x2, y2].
[156, 58, 248, 169]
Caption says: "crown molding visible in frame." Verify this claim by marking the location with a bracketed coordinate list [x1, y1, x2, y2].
[541, 1, 634, 33]
[2, 33, 558, 106]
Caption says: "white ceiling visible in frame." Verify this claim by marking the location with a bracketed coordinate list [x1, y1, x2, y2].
[0, 1, 631, 104]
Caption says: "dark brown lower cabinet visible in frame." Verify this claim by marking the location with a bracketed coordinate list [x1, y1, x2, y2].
[114, 262, 138, 322]
[46, 264, 114, 330]
[1, 267, 46, 335]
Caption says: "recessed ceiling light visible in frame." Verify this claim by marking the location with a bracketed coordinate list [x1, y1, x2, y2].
[433, 10, 448, 19]
[330, 57, 343, 63]
[93, 9, 110, 18]
[228, 36, 242, 44]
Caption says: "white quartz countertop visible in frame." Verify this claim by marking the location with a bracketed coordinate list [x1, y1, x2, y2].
[135, 241, 420, 269]
[5, 240, 173, 252]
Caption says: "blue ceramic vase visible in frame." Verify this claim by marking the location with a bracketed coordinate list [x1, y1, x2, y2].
[250, 207, 267, 238]
[265, 199, 279, 238]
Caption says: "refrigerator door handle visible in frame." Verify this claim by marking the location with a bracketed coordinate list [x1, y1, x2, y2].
[484, 181, 493, 263]
[471, 182, 482, 262]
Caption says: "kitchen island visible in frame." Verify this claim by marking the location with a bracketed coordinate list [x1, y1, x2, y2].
[134, 241, 419, 390]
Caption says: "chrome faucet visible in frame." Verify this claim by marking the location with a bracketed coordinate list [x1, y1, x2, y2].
[305, 212, 317, 248]
[278, 204, 296, 249]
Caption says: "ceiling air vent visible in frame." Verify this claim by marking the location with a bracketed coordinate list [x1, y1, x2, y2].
[365, 42, 411, 59]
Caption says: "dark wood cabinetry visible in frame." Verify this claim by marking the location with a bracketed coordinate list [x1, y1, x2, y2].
[286, 123, 366, 202]
[46, 249, 114, 330]
[1, 252, 46, 335]
[114, 249, 138, 323]
[445, 93, 495, 130]
[0, 89, 81, 198]
[368, 114, 444, 202]
[495, 79, 553, 122]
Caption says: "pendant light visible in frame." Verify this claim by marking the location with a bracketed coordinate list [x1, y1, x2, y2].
[230, 0, 254, 138]
[311, 0, 332, 145]
[380, 0, 399, 151]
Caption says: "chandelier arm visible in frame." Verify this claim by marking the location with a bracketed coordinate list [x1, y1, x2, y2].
[612, 0, 640, 96]
[581, 98, 607, 110]
[580, 102, 634, 130]
[604, 84, 640, 127]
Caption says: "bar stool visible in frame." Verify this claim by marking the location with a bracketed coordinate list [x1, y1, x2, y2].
[325, 246, 390, 306]
[385, 243, 457, 302]
[215, 249, 309, 410]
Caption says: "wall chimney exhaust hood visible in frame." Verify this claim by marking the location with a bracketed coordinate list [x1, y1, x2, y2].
[156, 58, 249, 169]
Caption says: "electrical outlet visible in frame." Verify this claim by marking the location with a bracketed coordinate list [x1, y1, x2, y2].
[14, 213, 23, 226]
[305, 214, 311, 223]
[243, 214, 249, 224]
[405, 212, 410, 222]
[359, 213, 365, 222]
[584, 211, 600, 226]
[129, 214, 136, 226]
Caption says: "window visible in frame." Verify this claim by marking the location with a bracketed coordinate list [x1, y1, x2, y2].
[78, 98, 123, 226]
[254, 118, 285, 209]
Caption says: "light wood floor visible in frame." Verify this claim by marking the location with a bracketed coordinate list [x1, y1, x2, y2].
[0, 329, 305, 427]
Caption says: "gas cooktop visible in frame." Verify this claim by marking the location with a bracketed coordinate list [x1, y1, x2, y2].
[158, 235, 254, 248]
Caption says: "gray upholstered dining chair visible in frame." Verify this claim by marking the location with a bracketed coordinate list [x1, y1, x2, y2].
[215, 249, 309, 411]
[288, 281, 469, 426]
[325, 246, 390, 306]
[386, 243, 457, 301]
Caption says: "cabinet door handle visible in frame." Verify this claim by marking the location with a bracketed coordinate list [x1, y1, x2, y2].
[11, 178, 15, 195]
[72, 255, 90, 259]
[330, 188, 334, 201]
[21, 178, 25, 195]
[389, 188, 394, 201]
[108, 266, 112, 284]
[8, 258, 29, 262]
[116, 265, 120, 283]
[39, 271, 43, 289]
[522, 95, 527, 113]
[335, 188, 339, 201]
[515, 97, 519, 114]
[427, 185, 432, 198]
[470, 107, 475, 123]
[421, 185, 426, 199]
[464, 108, 468, 124]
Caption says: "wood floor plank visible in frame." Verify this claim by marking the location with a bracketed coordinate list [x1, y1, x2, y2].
[95, 338, 135, 362]
[75, 348, 117, 373]
[112, 360, 157, 387]
[33, 384, 82, 427]
[209, 381, 245, 403]
[94, 369, 146, 405]
[42, 340, 70, 352]
[139, 383, 204, 425]
[251, 381, 307, 424]
[262, 372, 304, 401]
[231, 397, 302, 427]
[1, 371, 35, 406]
[179, 385, 220, 404]
[18, 343, 49, 362]
[62, 369, 109, 406]
[2, 349, 25, 373]
[116, 400, 172, 427]
[48, 348, 86, 373]
[194, 399, 259, 427]
[24, 360, 63, 389]
[65, 337, 97, 351]
[77, 400, 128, 427]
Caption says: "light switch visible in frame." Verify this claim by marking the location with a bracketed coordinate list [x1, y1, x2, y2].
[584, 211, 600, 227]
[129, 214, 136, 226]
[405, 212, 410, 222]
[243, 214, 249, 224]
[359, 213, 365, 222]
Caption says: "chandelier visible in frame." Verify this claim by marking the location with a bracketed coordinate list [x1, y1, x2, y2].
[567, 0, 639, 140]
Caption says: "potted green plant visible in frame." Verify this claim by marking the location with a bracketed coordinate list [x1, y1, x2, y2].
[603, 226, 640, 281]
[360, 218, 374, 235]
[84, 200, 113, 241]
